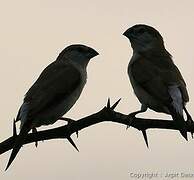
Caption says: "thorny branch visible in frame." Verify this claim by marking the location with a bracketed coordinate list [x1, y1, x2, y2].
[0, 99, 194, 156]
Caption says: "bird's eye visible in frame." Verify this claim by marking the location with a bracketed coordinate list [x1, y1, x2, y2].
[137, 28, 145, 34]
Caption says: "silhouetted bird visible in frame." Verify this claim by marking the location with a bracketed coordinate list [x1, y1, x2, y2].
[123, 24, 193, 141]
[6, 44, 99, 170]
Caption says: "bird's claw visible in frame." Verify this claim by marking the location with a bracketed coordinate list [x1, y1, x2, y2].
[60, 117, 75, 123]
[126, 118, 133, 130]
[67, 119, 79, 138]
[126, 113, 136, 129]
[63, 118, 80, 151]
[60, 117, 79, 137]
[128, 112, 137, 118]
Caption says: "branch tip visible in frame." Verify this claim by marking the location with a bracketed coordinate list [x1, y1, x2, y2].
[1, 105, 194, 159]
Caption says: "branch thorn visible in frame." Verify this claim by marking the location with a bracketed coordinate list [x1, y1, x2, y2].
[67, 136, 79, 152]
[107, 98, 111, 109]
[141, 130, 149, 148]
[111, 98, 121, 110]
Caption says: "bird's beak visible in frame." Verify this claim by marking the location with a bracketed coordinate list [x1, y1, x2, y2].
[123, 28, 136, 40]
[89, 49, 99, 58]
[123, 29, 128, 37]
[123, 28, 132, 38]
[93, 49, 99, 56]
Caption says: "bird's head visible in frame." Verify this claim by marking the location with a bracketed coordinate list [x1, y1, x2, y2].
[123, 24, 165, 53]
[58, 44, 99, 66]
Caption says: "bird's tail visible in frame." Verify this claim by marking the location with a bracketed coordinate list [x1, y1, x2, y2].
[169, 107, 188, 141]
[5, 125, 30, 170]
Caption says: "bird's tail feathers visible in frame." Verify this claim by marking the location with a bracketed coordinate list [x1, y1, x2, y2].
[15, 106, 21, 122]
[5, 125, 30, 170]
[169, 106, 188, 141]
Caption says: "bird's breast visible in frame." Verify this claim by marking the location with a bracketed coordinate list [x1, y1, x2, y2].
[128, 63, 169, 113]
[128, 64, 150, 104]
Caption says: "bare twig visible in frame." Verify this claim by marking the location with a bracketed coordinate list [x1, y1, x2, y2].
[0, 99, 194, 156]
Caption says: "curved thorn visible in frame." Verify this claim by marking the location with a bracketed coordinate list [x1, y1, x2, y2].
[142, 130, 149, 148]
[13, 119, 17, 137]
[67, 136, 79, 152]
[111, 98, 121, 110]
[107, 98, 110, 109]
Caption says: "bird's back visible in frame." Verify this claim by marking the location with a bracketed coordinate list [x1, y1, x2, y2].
[17, 60, 86, 128]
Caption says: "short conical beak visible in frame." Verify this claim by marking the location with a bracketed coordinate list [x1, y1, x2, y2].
[123, 28, 131, 38]
[92, 49, 99, 56]
[123, 30, 128, 37]
[89, 48, 99, 58]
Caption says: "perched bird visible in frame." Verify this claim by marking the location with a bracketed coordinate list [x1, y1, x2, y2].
[6, 44, 99, 170]
[123, 24, 193, 141]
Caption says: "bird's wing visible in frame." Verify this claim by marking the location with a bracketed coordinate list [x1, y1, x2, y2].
[23, 61, 81, 119]
[131, 56, 188, 140]
[6, 61, 81, 170]
[147, 56, 189, 103]
[131, 56, 189, 104]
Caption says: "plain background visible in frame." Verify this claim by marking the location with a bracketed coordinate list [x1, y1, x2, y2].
[0, 0, 194, 179]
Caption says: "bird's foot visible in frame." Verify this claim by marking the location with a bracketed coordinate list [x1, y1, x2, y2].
[32, 128, 38, 147]
[60, 117, 80, 151]
[126, 112, 137, 129]
[59, 117, 75, 123]
[59, 117, 79, 137]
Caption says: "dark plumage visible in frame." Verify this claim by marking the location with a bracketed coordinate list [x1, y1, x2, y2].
[123, 24, 192, 140]
[6, 44, 99, 170]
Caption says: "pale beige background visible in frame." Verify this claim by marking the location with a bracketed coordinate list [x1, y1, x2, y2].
[0, 0, 194, 179]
